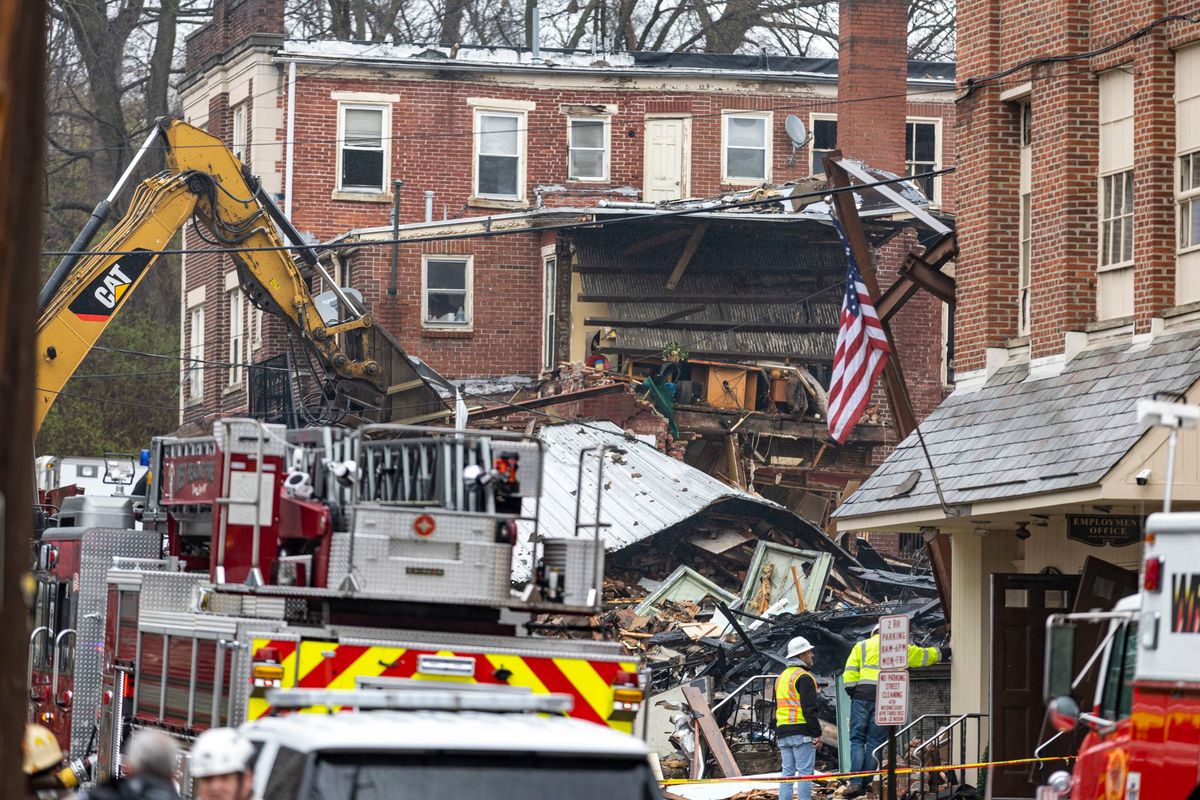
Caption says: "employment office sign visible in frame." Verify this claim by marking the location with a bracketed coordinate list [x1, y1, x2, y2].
[1066, 515, 1142, 547]
[878, 614, 910, 670]
[875, 671, 909, 725]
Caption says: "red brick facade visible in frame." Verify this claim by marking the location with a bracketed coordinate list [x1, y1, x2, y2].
[955, 1, 1200, 371]
[178, 0, 957, 430]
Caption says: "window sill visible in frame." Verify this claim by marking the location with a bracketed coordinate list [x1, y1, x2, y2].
[332, 189, 393, 203]
[566, 178, 610, 185]
[1084, 315, 1133, 333]
[721, 178, 769, 187]
[1097, 261, 1134, 274]
[421, 328, 474, 339]
[185, 397, 204, 408]
[223, 383, 244, 397]
[468, 196, 527, 210]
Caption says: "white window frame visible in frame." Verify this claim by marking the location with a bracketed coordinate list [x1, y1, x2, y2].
[227, 285, 243, 387]
[187, 302, 204, 403]
[1181, 150, 1200, 254]
[336, 102, 391, 194]
[1099, 170, 1134, 270]
[567, 117, 610, 182]
[721, 111, 772, 184]
[905, 117, 942, 206]
[543, 248, 558, 371]
[472, 104, 528, 202]
[421, 255, 473, 329]
[809, 113, 837, 176]
[1017, 98, 1032, 337]
[231, 104, 247, 164]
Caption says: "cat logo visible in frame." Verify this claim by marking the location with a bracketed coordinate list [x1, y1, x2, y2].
[68, 250, 154, 322]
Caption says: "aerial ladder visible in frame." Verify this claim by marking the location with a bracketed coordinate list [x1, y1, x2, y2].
[35, 117, 441, 432]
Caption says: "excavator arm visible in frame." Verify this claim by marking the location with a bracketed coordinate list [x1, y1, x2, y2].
[35, 118, 391, 432]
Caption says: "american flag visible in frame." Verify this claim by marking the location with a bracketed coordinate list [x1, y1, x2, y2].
[828, 219, 891, 444]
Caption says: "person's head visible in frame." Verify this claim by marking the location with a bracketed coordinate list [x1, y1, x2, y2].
[190, 728, 255, 800]
[870, 622, 881, 636]
[124, 729, 179, 781]
[786, 635, 814, 665]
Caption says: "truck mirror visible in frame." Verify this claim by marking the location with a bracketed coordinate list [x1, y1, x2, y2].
[1047, 696, 1080, 733]
[1043, 620, 1075, 703]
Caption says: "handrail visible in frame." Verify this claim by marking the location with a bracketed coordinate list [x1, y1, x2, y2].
[27, 626, 50, 699]
[51, 628, 76, 700]
[711, 674, 779, 714]
[912, 712, 988, 756]
[870, 713, 952, 763]
[1033, 729, 1067, 759]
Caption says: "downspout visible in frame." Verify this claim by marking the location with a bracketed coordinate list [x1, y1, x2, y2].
[284, 60, 296, 219]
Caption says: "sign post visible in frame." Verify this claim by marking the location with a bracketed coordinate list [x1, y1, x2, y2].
[876, 615, 910, 800]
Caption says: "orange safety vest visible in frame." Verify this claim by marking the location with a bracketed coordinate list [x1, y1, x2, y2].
[775, 666, 815, 727]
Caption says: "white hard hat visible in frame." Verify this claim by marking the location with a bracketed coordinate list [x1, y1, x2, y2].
[190, 728, 254, 779]
[786, 636, 814, 659]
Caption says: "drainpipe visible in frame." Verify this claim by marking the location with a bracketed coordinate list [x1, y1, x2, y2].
[424, 190, 434, 223]
[388, 180, 403, 297]
[285, 60, 296, 219]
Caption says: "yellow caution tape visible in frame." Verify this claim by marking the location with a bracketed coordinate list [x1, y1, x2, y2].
[659, 755, 1075, 785]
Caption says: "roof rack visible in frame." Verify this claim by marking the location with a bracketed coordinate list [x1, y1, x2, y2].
[266, 687, 575, 715]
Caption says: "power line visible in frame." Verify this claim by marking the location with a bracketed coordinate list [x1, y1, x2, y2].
[38, 386, 181, 413]
[41, 166, 954, 258]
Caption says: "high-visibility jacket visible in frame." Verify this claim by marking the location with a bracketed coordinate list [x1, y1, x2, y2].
[775, 666, 818, 731]
[843, 634, 940, 692]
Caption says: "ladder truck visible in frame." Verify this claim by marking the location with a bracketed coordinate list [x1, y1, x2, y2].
[30, 418, 640, 786]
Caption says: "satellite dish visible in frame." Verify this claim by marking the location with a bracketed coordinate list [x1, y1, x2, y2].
[785, 114, 811, 167]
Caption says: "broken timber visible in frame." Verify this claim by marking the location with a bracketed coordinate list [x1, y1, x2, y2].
[681, 684, 743, 779]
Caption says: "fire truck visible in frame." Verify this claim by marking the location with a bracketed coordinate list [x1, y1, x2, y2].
[1039, 399, 1200, 800]
[30, 418, 640, 783]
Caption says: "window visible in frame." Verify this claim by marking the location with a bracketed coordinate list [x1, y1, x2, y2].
[723, 113, 770, 182]
[543, 253, 557, 370]
[188, 304, 204, 401]
[1100, 171, 1134, 267]
[1098, 69, 1134, 320]
[232, 104, 247, 164]
[338, 105, 387, 192]
[1016, 99, 1032, 336]
[905, 120, 940, 203]
[227, 288, 243, 385]
[1182, 152, 1200, 251]
[1099, 622, 1138, 720]
[1019, 193, 1032, 335]
[568, 118, 608, 181]
[423, 256, 471, 327]
[810, 115, 837, 174]
[475, 111, 523, 199]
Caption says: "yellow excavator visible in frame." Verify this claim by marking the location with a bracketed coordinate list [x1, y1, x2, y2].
[36, 118, 441, 431]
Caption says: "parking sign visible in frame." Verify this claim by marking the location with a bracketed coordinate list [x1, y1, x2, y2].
[875, 670, 909, 725]
[878, 614, 909, 670]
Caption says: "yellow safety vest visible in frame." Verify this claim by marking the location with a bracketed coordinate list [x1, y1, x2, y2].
[842, 635, 940, 689]
[775, 666, 816, 727]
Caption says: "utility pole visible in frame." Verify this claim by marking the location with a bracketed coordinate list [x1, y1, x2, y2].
[0, 0, 48, 792]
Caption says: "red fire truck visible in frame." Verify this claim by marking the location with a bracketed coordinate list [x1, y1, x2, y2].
[30, 418, 640, 784]
[1039, 400, 1200, 800]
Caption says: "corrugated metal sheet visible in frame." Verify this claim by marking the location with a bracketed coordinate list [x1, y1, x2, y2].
[513, 421, 836, 580]
[602, 326, 836, 360]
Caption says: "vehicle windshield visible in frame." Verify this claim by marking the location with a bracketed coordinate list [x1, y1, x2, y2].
[303, 752, 660, 800]
[1099, 620, 1138, 720]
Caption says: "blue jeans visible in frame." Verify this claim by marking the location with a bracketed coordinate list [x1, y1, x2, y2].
[778, 734, 815, 800]
[849, 698, 889, 788]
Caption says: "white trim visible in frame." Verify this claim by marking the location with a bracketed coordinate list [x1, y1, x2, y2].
[223, 270, 240, 291]
[473, 109, 526, 201]
[904, 116, 943, 207]
[331, 90, 400, 103]
[542, 252, 558, 371]
[421, 254, 474, 329]
[187, 285, 207, 307]
[227, 287, 244, 386]
[720, 110, 772, 184]
[808, 112, 837, 176]
[336, 102, 392, 194]
[231, 104, 248, 165]
[468, 96, 536, 111]
[566, 116, 610, 182]
[999, 82, 1032, 102]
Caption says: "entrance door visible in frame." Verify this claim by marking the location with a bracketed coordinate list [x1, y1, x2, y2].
[988, 572, 1079, 799]
[644, 118, 687, 201]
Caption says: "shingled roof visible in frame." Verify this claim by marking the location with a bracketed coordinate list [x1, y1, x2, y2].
[834, 331, 1200, 520]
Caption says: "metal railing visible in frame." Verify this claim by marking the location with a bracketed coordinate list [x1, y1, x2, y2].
[870, 712, 988, 797]
[712, 674, 779, 745]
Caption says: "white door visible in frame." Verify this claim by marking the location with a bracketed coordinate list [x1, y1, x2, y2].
[644, 118, 687, 201]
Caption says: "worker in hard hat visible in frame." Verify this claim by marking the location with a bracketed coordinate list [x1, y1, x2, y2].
[775, 636, 821, 800]
[841, 623, 947, 798]
[189, 728, 256, 800]
[23, 724, 65, 799]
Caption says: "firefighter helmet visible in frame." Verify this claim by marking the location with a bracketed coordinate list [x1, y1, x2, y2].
[23, 724, 63, 775]
[190, 728, 255, 778]
[786, 636, 814, 659]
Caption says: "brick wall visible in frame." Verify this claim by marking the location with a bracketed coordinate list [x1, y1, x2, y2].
[837, 0, 908, 175]
[185, 0, 285, 72]
[955, 0, 1200, 369]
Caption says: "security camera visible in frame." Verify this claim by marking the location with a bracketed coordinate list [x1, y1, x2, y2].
[1136, 468, 1152, 486]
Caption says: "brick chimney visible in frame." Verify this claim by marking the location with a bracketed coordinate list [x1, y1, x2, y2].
[186, 0, 286, 74]
[837, 0, 908, 173]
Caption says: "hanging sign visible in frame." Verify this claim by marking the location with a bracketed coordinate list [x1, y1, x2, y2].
[1066, 515, 1142, 547]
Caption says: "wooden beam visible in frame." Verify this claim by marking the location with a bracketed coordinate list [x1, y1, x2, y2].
[877, 231, 958, 323]
[824, 153, 917, 439]
[665, 223, 709, 290]
[468, 381, 628, 419]
[584, 316, 836, 334]
[578, 292, 836, 304]
[900, 257, 956, 305]
[926, 533, 952, 624]
[681, 685, 743, 778]
[623, 226, 691, 255]
[386, 378, 427, 395]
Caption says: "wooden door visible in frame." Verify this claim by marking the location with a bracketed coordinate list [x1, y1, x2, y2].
[644, 118, 687, 201]
[988, 572, 1079, 799]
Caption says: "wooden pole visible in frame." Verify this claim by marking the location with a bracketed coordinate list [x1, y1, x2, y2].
[0, 0, 47, 793]
[790, 564, 807, 613]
